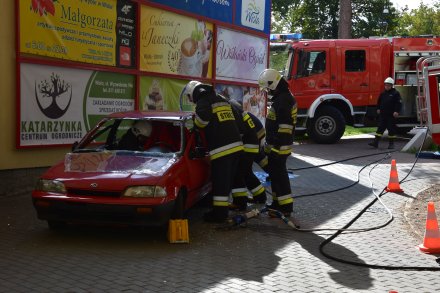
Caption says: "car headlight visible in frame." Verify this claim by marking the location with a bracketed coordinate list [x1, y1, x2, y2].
[123, 186, 167, 198]
[35, 179, 66, 194]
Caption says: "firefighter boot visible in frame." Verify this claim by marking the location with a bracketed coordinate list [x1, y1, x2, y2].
[368, 136, 380, 148]
[388, 138, 395, 149]
[279, 202, 293, 217]
[252, 192, 267, 204]
[230, 197, 248, 211]
[203, 207, 228, 223]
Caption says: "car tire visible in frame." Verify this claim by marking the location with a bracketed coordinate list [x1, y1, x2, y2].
[170, 191, 186, 219]
[307, 105, 345, 144]
[47, 220, 67, 230]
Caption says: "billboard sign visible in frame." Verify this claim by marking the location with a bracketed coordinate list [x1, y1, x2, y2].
[20, 63, 135, 146]
[216, 28, 267, 83]
[140, 6, 213, 78]
[235, 0, 271, 33]
[19, 0, 136, 67]
[148, 0, 233, 23]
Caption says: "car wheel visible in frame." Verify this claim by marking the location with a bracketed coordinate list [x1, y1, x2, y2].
[307, 105, 345, 144]
[170, 191, 186, 219]
[47, 220, 66, 230]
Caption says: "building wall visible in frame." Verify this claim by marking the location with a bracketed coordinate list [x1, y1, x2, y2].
[2, 0, 270, 173]
[0, 2, 68, 170]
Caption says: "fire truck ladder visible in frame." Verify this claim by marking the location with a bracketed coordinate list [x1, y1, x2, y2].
[416, 57, 440, 126]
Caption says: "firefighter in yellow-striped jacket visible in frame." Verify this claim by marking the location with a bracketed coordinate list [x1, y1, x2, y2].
[183, 81, 243, 223]
[228, 99, 266, 210]
[258, 69, 297, 216]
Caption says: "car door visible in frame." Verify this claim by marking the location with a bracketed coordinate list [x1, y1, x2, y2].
[182, 123, 210, 206]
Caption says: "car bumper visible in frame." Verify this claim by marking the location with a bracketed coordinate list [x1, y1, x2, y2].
[32, 198, 175, 227]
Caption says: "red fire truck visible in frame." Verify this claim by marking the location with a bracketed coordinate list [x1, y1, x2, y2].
[419, 56, 440, 146]
[281, 37, 440, 143]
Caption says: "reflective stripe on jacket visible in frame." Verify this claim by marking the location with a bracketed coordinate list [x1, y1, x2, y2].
[265, 90, 297, 154]
[195, 92, 243, 160]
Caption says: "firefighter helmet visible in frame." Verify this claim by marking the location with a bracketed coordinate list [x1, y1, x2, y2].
[258, 69, 282, 91]
[132, 120, 152, 138]
[182, 80, 203, 103]
[384, 77, 394, 85]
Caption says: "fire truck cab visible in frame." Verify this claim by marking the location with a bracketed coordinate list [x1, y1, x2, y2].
[282, 37, 440, 143]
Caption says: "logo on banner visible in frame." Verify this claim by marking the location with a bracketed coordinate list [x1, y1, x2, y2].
[30, 0, 56, 16]
[35, 73, 72, 119]
[121, 4, 132, 15]
[119, 46, 131, 66]
[241, 0, 265, 31]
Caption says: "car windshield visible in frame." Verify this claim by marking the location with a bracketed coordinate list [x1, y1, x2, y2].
[67, 117, 188, 174]
[74, 118, 184, 156]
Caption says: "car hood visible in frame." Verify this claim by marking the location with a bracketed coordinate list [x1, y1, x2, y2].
[41, 152, 179, 190]
[64, 151, 177, 176]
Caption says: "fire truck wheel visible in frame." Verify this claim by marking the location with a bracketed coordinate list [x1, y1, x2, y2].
[307, 105, 345, 144]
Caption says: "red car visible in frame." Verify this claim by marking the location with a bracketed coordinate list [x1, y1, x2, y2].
[32, 111, 211, 229]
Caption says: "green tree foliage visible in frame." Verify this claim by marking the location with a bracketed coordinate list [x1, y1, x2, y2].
[394, 2, 440, 36]
[351, 1, 398, 37]
[271, 0, 402, 38]
[272, 0, 340, 38]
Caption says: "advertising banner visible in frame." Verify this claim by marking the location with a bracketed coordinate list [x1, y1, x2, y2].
[19, 0, 136, 67]
[216, 28, 268, 83]
[216, 84, 266, 120]
[140, 76, 192, 111]
[140, 6, 213, 78]
[115, 0, 137, 67]
[148, 0, 233, 23]
[20, 63, 135, 147]
[235, 0, 271, 34]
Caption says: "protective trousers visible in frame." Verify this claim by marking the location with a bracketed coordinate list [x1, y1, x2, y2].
[375, 115, 397, 149]
[254, 147, 269, 173]
[232, 152, 266, 210]
[231, 152, 252, 210]
[376, 115, 397, 138]
[209, 152, 241, 219]
[267, 152, 293, 213]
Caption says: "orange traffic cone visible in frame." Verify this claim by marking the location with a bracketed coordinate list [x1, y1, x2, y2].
[419, 202, 440, 254]
[386, 159, 403, 193]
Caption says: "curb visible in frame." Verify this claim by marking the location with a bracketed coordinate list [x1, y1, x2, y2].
[402, 184, 435, 240]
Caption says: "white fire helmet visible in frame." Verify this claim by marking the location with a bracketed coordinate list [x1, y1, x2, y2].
[384, 77, 394, 85]
[132, 120, 152, 138]
[258, 69, 282, 91]
[183, 80, 203, 103]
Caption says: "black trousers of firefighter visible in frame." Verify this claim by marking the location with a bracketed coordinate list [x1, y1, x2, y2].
[267, 152, 293, 214]
[232, 151, 266, 210]
[254, 147, 269, 173]
[377, 115, 397, 137]
[208, 151, 241, 220]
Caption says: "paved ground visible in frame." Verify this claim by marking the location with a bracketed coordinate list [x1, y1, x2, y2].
[1, 134, 440, 292]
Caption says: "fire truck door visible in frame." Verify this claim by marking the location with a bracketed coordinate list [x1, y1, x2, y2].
[426, 72, 440, 145]
[340, 48, 370, 106]
[291, 48, 331, 105]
